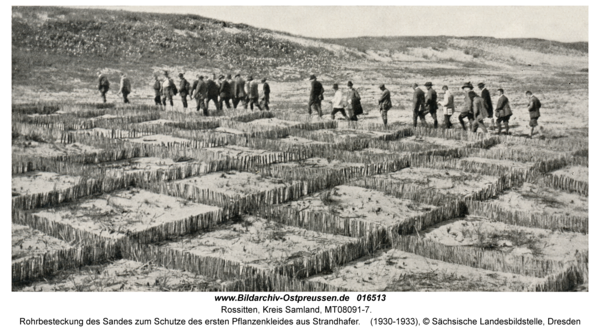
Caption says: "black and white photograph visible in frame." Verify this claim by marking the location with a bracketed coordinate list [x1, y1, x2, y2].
[5, 2, 596, 332]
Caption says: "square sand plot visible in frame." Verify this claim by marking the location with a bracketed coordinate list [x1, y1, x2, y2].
[307, 249, 543, 292]
[278, 136, 329, 147]
[416, 136, 471, 149]
[422, 215, 587, 262]
[460, 157, 534, 171]
[139, 118, 174, 126]
[126, 134, 191, 146]
[307, 129, 390, 143]
[274, 157, 365, 170]
[15, 259, 228, 292]
[72, 127, 131, 138]
[246, 118, 300, 128]
[487, 142, 561, 158]
[99, 157, 201, 175]
[551, 165, 588, 183]
[12, 138, 102, 159]
[370, 167, 499, 197]
[285, 185, 437, 228]
[493, 182, 587, 218]
[12, 172, 81, 197]
[172, 171, 296, 198]
[12, 224, 72, 262]
[33, 189, 220, 240]
[202, 145, 275, 159]
[160, 216, 356, 271]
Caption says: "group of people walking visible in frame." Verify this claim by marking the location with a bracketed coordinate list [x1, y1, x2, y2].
[97, 71, 270, 115]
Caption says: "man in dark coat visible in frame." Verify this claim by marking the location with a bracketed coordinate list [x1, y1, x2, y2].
[248, 76, 262, 111]
[424, 82, 438, 128]
[260, 78, 271, 111]
[526, 91, 543, 138]
[412, 83, 426, 127]
[308, 74, 324, 118]
[227, 74, 236, 108]
[472, 95, 488, 133]
[178, 73, 190, 110]
[233, 74, 246, 109]
[161, 71, 176, 111]
[478, 82, 494, 129]
[378, 83, 392, 126]
[218, 75, 232, 110]
[97, 71, 110, 103]
[346, 81, 362, 121]
[205, 73, 220, 112]
[494, 88, 512, 135]
[190, 75, 207, 114]
[458, 82, 477, 131]
[118, 73, 131, 104]
[152, 75, 162, 106]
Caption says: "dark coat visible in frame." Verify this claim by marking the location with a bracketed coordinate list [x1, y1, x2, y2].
[412, 88, 425, 113]
[228, 79, 236, 97]
[263, 82, 271, 97]
[153, 80, 162, 97]
[179, 78, 190, 96]
[473, 96, 486, 121]
[98, 75, 110, 90]
[206, 79, 219, 97]
[309, 80, 324, 104]
[425, 88, 438, 113]
[379, 89, 392, 111]
[495, 95, 513, 118]
[346, 88, 363, 115]
[528, 96, 541, 118]
[249, 81, 260, 99]
[481, 88, 494, 118]
[192, 80, 207, 99]
[219, 80, 231, 98]
[234, 78, 246, 98]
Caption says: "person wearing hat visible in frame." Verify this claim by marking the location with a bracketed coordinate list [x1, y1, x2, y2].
[346, 81, 362, 121]
[233, 74, 246, 109]
[308, 75, 325, 118]
[161, 71, 177, 111]
[328, 83, 348, 120]
[227, 74, 236, 108]
[411, 83, 427, 127]
[472, 94, 489, 133]
[439, 85, 454, 129]
[526, 90, 544, 138]
[118, 73, 131, 104]
[205, 73, 220, 112]
[260, 78, 271, 111]
[424, 82, 439, 128]
[378, 84, 392, 126]
[248, 76, 262, 111]
[218, 74, 232, 110]
[178, 73, 190, 111]
[458, 82, 477, 131]
[494, 88, 512, 135]
[478, 82, 494, 129]
[190, 75, 208, 114]
[97, 71, 110, 103]
[152, 75, 162, 106]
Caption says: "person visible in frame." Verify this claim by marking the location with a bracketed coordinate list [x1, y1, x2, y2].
[152, 75, 162, 106]
[424, 82, 439, 128]
[233, 74, 246, 109]
[178, 73, 190, 111]
[346, 81, 362, 121]
[328, 83, 348, 120]
[260, 78, 270, 111]
[494, 88, 512, 135]
[439, 85, 454, 128]
[248, 76, 262, 111]
[244, 75, 253, 110]
[378, 84, 392, 126]
[458, 82, 477, 131]
[118, 73, 131, 104]
[205, 73, 220, 112]
[227, 74, 236, 108]
[472, 95, 488, 133]
[308, 75, 324, 118]
[411, 83, 427, 127]
[190, 75, 208, 115]
[161, 71, 176, 111]
[218, 75, 231, 110]
[97, 71, 110, 103]
[526, 91, 544, 138]
[478, 82, 494, 129]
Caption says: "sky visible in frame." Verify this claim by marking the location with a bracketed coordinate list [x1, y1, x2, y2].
[92, 6, 588, 43]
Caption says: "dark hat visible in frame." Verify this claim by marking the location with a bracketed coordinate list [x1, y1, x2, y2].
[525, 90, 533, 95]
[333, 83, 339, 89]
[424, 82, 433, 87]
[309, 74, 317, 80]
[442, 85, 448, 90]
[226, 74, 232, 79]
[477, 82, 485, 88]
[261, 78, 267, 83]
[497, 88, 504, 94]
[347, 81, 353, 87]
[218, 74, 225, 79]
[163, 70, 169, 75]
[199, 75, 204, 79]
[461, 82, 473, 89]
[234, 74, 240, 78]
[178, 73, 184, 77]
[379, 83, 385, 89]
[412, 83, 419, 88]
[247, 75, 253, 80]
